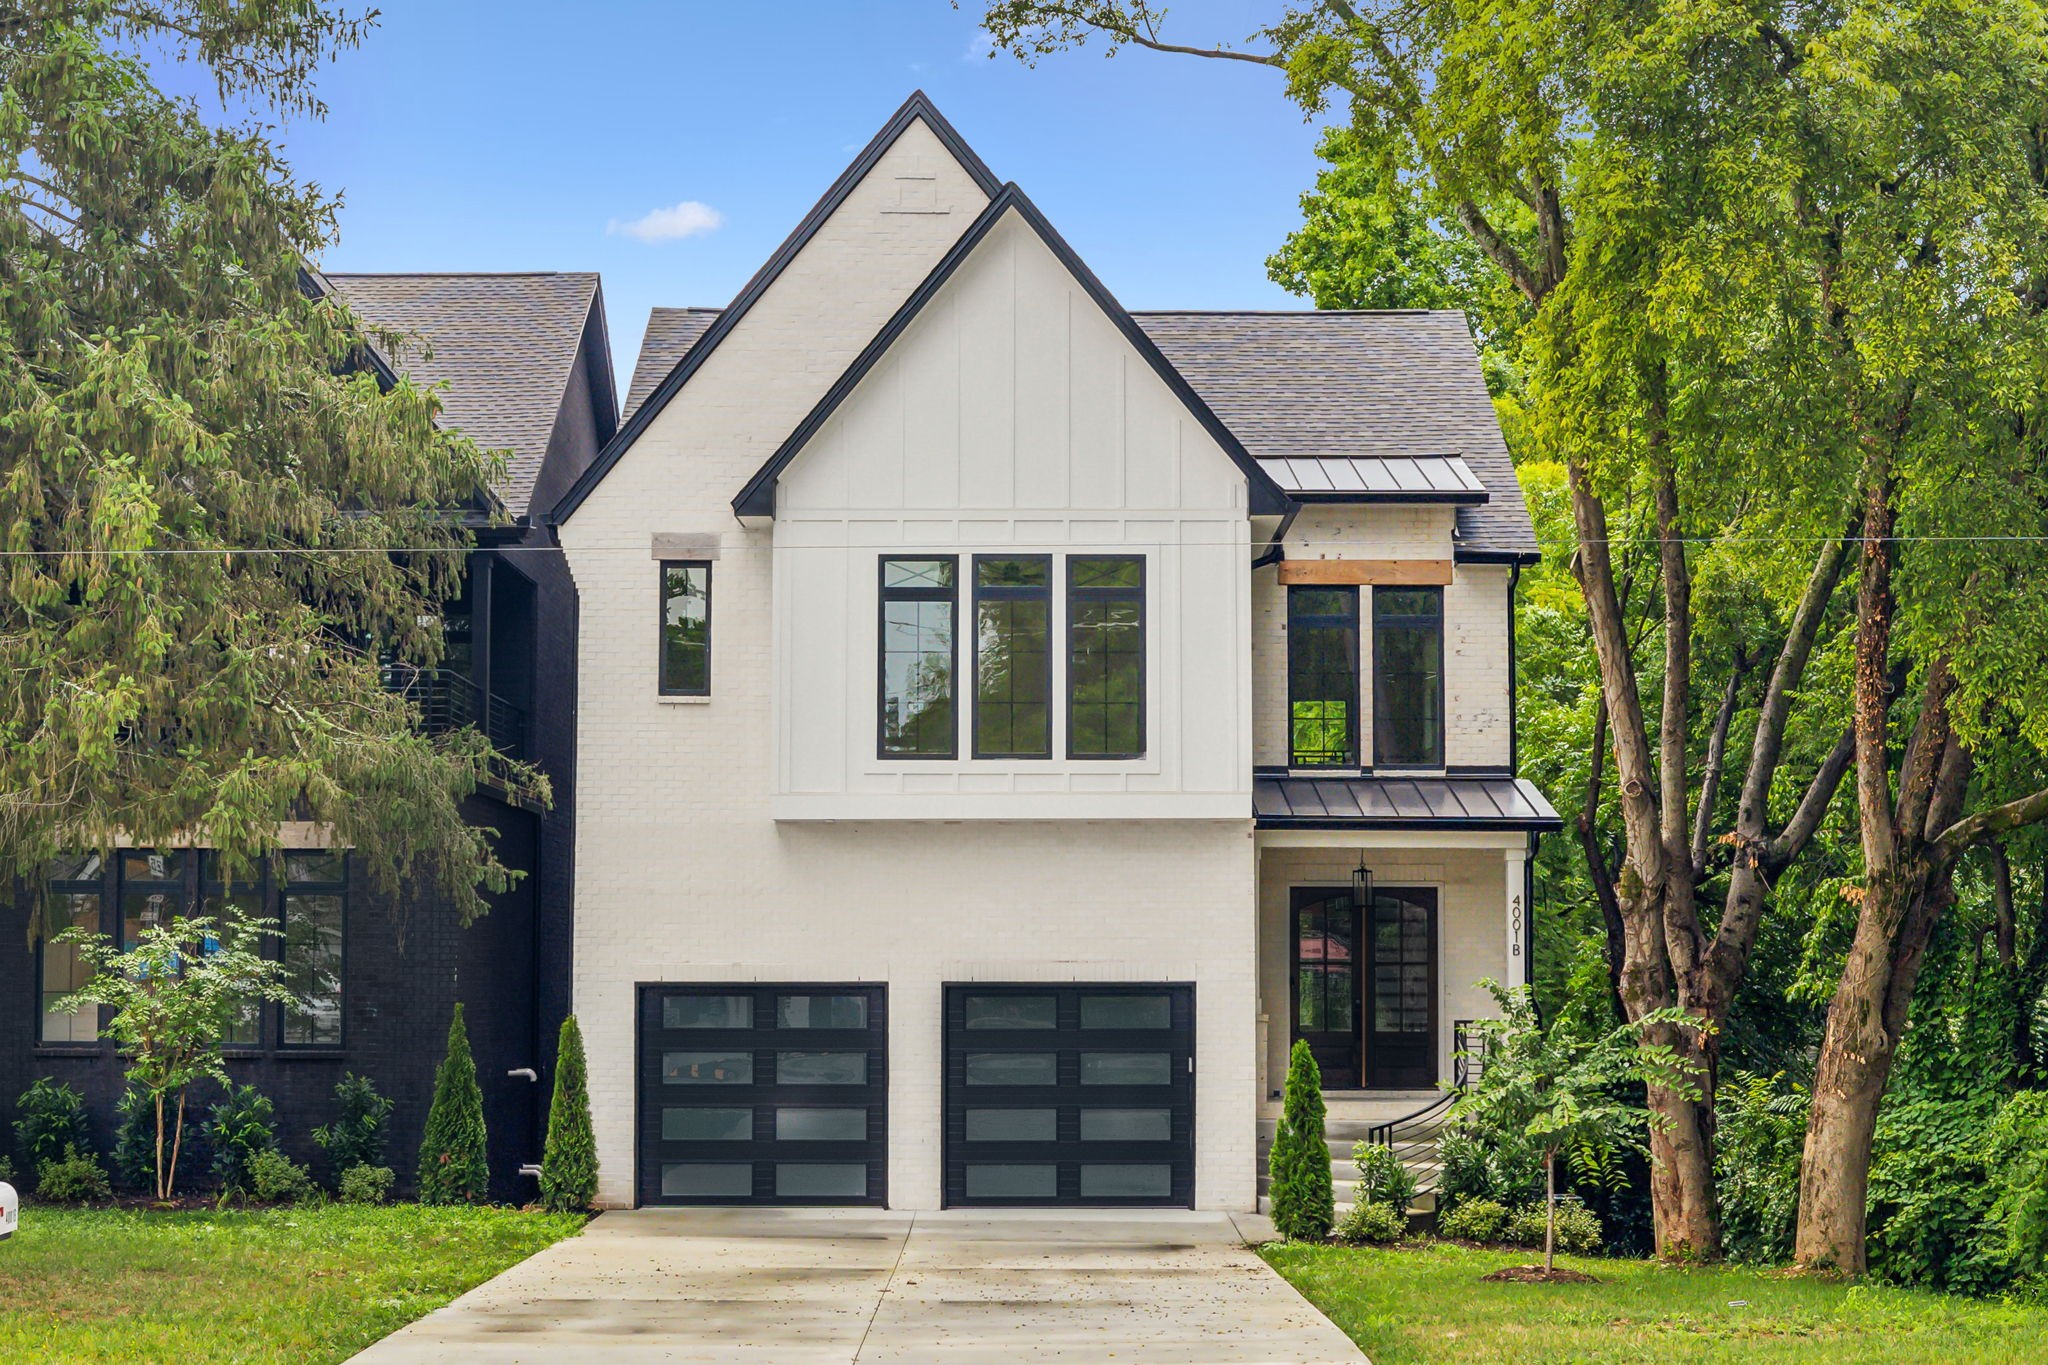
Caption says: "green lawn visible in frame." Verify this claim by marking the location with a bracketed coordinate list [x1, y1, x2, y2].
[1261, 1240, 2048, 1365]
[0, 1203, 586, 1364]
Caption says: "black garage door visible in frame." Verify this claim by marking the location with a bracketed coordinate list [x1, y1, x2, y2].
[637, 983, 887, 1205]
[943, 983, 1195, 1207]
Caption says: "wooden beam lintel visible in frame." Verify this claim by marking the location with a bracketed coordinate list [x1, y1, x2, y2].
[1276, 559, 1455, 586]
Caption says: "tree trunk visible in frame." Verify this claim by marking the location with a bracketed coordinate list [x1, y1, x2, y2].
[1544, 1149, 1558, 1273]
[167, 1090, 187, 1201]
[1643, 1026, 1720, 1257]
[154, 1091, 167, 1202]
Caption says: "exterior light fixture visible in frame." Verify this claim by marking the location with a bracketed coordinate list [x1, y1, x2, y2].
[1351, 854, 1375, 912]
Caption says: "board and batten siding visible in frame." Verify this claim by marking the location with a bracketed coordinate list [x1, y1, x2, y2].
[771, 211, 1254, 819]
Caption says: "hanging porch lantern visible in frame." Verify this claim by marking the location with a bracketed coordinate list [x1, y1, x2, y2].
[1351, 853, 1375, 911]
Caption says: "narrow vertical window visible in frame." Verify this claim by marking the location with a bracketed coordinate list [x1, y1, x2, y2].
[280, 850, 346, 1048]
[879, 557, 957, 757]
[1289, 586, 1360, 767]
[1067, 556, 1145, 759]
[973, 556, 1052, 758]
[119, 848, 186, 948]
[202, 852, 264, 1047]
[659, 561, 712, 696]
[1374, 587, 1444, 768]
[39, 855, 104, 1044]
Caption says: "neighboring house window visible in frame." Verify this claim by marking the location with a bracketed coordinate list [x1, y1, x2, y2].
[38, 855, 104, 1045]
[203, 851, 264, 1047]
[1374, 586, 1445, 768]
[879, 557, 958, 758]
[659, 562, 712, 696]
[1289, 586, 1360, 767]
[280, 851, 347, 1047]
[973, 556, 1052, 759]
[1067, 556, 1145, 759]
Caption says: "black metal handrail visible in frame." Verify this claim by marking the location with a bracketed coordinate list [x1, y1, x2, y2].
[384, 665, 528, 760]
[1363, 1019, 1487, 1195]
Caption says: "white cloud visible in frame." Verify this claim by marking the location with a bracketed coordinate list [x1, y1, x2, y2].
[964, 32, 995, 62]
[607, 200, 724, 244]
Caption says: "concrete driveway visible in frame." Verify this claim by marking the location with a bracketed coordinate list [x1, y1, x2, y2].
[347, 1207, 1365, 1363]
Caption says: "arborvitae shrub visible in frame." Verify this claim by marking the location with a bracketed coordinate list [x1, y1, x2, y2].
[539, 1015, 598, 1214]
[1268, 1040, 1334, 1241]
[417, 1004, 489, 1205]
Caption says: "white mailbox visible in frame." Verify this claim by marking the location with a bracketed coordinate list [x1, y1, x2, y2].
[0, 1181, 16, 1240]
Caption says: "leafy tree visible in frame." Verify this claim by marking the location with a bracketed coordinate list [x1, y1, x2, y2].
[1269, 1040, 1334, 1241]
[313, 1073, 393, 1179]
[1449, 982, 1704, 1274]
[417, 1003, 489, 1205]
[53, 914, 290, 1199]
[539, 1015, 597, 1214]
[0, 2, 539, 928]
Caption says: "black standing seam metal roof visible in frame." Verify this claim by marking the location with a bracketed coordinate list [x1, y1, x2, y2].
[548, 90, 1002, 527]
[730, 184, 1291, 519]
[1253, 775, 1562, 829]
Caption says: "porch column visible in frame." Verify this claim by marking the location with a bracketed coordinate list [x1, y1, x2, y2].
[1504, 845, 1529, 988]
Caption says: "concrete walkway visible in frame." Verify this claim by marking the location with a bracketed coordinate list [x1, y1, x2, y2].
[347, 1207, 1366, 1363]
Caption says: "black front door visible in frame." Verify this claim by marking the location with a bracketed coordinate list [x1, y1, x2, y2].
[1365, 889, 1438, 1089]
[1291, 887, 1360, 1088]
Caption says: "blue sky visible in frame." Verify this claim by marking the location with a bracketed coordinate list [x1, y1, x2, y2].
[273, 2, 1334, 390]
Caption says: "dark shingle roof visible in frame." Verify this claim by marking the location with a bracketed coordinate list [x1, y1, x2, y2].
[620, 304, 1536, 557]
[625, 308, 722, 420]
[1133, 310, 1535, 558]
[325, 272, 602, 517]
[1254, 775, 1561, 829]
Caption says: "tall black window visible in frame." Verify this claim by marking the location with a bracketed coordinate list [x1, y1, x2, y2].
[39, 855, 104, 1045]
[659, 561, 712, 696]
[203, 852, 264, 1046]
[1067, 556, 1145, 759]
[280, 851, 347, 1048]
[973, 556, 1052, 758]
[879, 557, 958, 757]
[1289, 586, 1360, 767]
[1374, 586, 1444, 768]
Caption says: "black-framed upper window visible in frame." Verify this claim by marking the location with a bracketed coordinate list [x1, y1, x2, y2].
[280, 851, 347, 1048]
[1374, 586, 1444, 769]
[973, 556, 1052, 759]
[1067, 556, 1145, 759]
[879, 557, 958, 758]
[203, 852, 265, 1046]
[659, 561, 712, 696]
[1289, 586, 1360, 767]
[38, 854, 105, 1045]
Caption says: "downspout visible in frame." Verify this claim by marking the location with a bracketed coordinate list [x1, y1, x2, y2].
[1524, 833, 1539, 989]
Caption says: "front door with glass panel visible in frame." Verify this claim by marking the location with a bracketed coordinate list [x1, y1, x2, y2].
[637, 983, 887, 1205]
[943, 984, 1195, 1207]
[1365, 889, 1437, 1089]
[1291, 887, 1360, 1088]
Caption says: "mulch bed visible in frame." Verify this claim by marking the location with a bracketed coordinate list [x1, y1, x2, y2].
[1482, 1264, 1601, 1284]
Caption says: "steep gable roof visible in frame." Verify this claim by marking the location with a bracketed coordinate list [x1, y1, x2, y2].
[733, 184, 1291, 519]
[1135, 310, 1536, 559]
[325, 271, 614, 518]
[548, 90, 1002, 526]
[624, 307, 721, 420]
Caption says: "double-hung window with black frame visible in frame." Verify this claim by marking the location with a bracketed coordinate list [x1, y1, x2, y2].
[1373, 586, 1444, 769]
[1066, 556, 1145, 760]
[659, 561, 712, 696]
[972, 556, 1053, 759]
[1288, 586, 1360, 768]
[878, 556, 959, 759]
[279, 851, 347, 1048]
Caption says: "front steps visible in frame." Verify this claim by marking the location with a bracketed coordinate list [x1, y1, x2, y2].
[1255, 1090, 1446, 1217]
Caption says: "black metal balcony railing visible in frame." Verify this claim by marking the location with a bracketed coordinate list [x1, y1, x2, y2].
[384, 665, 528, 761]
[1363, 1019, 1486, 1196]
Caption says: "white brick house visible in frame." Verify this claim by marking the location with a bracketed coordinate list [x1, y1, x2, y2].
[547, 93, 1558, 1212]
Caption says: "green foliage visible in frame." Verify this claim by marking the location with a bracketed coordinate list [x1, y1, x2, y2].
[539, 1015, 597, 1214]
[313, 1074, 393, 1179]
[113, 1083, 208, 1194]
[247, 1149, 320, 1206]
[55, 914, 291, 1198]
[0, 1155, 13, 1184]
[337, 1164, 395, 1206]
[1435, 1124, 1541, 1211]
[1351, 1142, 1418, 1210]
[35, 1146, 112, 1205]
[1988, 1092, 2048, 1279]
[1268, 1040, 1334, 1241]
[1437, 1198, 1510, 1243]
[1334, 1200, 1406, 1245]
[205, 1084, 278, 1196]
[1507, 1198, 1603, 1254]
[417, 1005, 489, 1205]
[1715, 1072, 1808, 1264]
[13, 1078, 94, 1174]
[0, 3, 543, 928]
